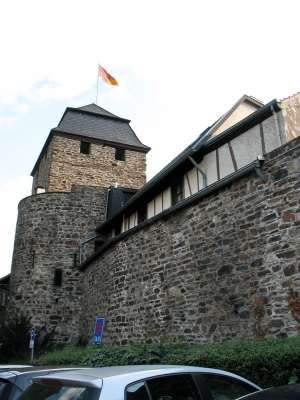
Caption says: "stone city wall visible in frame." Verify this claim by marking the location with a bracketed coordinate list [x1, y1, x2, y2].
[9, 185, 106, 343]
[80, 136, 300, 345]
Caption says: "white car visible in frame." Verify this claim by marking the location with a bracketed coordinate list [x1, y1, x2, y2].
[18, 365, 262, 400]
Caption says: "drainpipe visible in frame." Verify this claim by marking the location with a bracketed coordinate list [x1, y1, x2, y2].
[104, 187, 112, 221]
[188, 156, 207, 188]
[79, 234, 101, 265]
[271, 105, 281, 147]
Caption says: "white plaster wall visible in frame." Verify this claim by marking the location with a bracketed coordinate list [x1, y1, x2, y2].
[200, 151, 218, 187]
[129, 213, 136, 229]
[163, 188, 171, 209]
[212, 101, 260, 138]
[231, 125, 262, 169]
[155, 193, 163, 214]
[218, 144, 234, 179]
[148, 199, 155, 218]
[263, 114, 281, 153]
[186, 168, 199, 195]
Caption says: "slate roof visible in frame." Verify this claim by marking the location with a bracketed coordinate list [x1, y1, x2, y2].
[54, 103, 150, 151]
[31, 104, 150, 176]
[106, 187, 139, 219]
[76, 104, 119, 117]
[55, 110, 149, 150]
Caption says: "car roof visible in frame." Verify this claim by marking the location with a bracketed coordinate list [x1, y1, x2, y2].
[0, 366, 84, 380]
[32, 365, 261, 390]
[0, 365, 31, 371]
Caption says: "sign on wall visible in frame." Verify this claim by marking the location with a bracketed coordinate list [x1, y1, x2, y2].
[93, 318, 105, 344]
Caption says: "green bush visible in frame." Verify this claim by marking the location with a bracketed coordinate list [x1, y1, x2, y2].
[31, 337, 300, 389]
[31, 345, 94, 366]
[0, 312, 32, 362]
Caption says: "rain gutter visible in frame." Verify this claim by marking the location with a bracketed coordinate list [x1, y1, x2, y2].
[95, 132, 208, 233]
[79, 234, 101, 264]
[80, 158, 265, 270]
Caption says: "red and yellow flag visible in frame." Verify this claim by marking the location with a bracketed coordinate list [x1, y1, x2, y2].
[98, 64, 119, 86]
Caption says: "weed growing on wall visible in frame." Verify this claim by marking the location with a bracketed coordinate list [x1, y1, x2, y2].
[287, 287, 300, 331]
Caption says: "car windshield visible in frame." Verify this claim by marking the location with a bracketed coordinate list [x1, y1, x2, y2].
[18, 383, 100, 400]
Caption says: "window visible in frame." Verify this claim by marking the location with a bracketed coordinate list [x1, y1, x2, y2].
[54, 269, 62, 286]
[202, 373, 258, 400]
[146, 374, 202, 400]
[171, 178, 184, 205]
[115, 223, 122, 236]
[80, 141, 90, 154]
[115, 148, 125, 161]
[126, 382, 150, 400]
[138, 206, 147, 224]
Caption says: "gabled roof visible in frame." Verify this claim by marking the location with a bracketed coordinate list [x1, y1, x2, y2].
[95, 97, 280, 235]
[31, 104, 150, 176]
[202, 94, 264, 143]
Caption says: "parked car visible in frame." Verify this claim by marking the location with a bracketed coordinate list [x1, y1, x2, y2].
[0, 367, 30, 372]
[237, 384, 300, 399]
[0, 366, 84, 400]
[18, 365, 262, 400]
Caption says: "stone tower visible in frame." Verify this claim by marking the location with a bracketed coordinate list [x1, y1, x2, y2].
[9, 104, 150, 344]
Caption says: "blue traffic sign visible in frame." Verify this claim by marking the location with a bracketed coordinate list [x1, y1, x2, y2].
[29, 327, 35, 349]
[30, 327, 35, 341]
[93, 318, 104, 344]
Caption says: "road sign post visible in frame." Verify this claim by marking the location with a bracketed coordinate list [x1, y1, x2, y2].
[92, 318, 104, 344]
[29, 327, 35, 361]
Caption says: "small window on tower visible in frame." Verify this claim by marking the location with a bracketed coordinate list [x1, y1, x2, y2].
[115, 148, 125, 161]
[54, 269, 62, 286]
[80, 141, 90, 154]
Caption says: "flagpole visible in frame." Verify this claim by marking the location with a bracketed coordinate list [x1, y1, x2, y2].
[96, 65, 99, 104]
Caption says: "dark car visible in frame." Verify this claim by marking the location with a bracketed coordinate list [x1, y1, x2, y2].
[0, 366, 83, 400]
[18, 365, 262, 400]
[237, 384, 300, 399]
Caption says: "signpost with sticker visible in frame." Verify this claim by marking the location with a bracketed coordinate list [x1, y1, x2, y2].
[29, 327, 35, 361]
[92, 318, 104, 344]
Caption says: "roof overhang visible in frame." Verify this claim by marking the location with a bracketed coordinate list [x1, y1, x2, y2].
[95, 98, 280, 235]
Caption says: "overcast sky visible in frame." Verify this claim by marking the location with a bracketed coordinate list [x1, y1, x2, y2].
[0, 0, 299, 277]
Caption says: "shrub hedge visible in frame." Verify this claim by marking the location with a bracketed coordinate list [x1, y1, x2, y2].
[31, 337, 300, 388]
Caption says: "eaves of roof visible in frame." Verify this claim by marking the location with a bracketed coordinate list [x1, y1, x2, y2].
[95, 98, 280, 235]
[204, 94, 264, 139]
[0, 273, 10, 284]
[30, 128, 150, 177]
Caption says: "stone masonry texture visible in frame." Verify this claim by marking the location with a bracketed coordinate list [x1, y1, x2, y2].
[79, 136, 300, 345]
[9, 186, 106, 343]
[32, 135, 147, 194]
